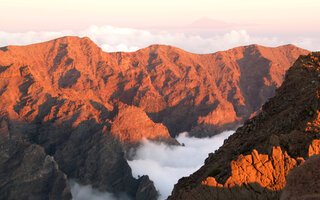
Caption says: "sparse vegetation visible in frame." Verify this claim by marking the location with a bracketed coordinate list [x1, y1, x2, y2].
[208, 168, 221, 177]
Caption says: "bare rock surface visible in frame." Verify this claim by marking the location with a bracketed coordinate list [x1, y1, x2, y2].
[169, 53, 320, 200]
[0, 119, 72, 200]
[281, 155, 320, 200]
[0, 37, 308, 138]
[111, 103, 171, 143]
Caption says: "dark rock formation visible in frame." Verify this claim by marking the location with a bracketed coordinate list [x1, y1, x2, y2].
[169, 53, 320, 199]
[281, 155, 320, 200]
[0, 119, 72, 200]
[135, 175, 159, 200]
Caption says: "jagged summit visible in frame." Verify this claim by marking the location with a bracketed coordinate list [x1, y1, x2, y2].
[169, 52, 320, 200]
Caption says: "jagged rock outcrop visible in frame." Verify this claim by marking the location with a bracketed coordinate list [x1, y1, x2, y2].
[0, 36, 309, 199]
[0, 119, 72, 200]
[169, 53, 320, 200]
[281, 155, 320, 200]
[111, 103, 171, 143]
[135, 175, 159, 200]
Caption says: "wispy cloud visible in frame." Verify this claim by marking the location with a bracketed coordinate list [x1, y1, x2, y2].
[0, 25, 319, 54]
[70, 180, 131, 200]
[128, 131, 234, 199]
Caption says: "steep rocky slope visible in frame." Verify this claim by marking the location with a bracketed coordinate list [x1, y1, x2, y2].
[0, 118, 71, 200]
[281, 155, 320, 200]
[0, 113, 158, 200]
[0, 36, 308, 138]
[169, 53, 320, 199]
[0, 36, 309, 199]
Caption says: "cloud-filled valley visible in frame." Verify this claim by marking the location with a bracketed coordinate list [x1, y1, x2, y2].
[128, 131, 234, 200]
[70, 131, 234, 200]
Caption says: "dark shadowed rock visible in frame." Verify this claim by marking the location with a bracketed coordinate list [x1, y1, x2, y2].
[53, 119, 157, 198]
[0, 119, 72, 200]
[281, 155, 320, 200]
[135, 175, 159, 200]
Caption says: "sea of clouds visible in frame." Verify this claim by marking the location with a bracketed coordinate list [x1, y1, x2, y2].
[71, 130, 234, 200]
[0, 25, 319, 54]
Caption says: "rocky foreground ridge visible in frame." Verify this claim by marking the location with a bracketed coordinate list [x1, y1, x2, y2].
[0, 36, 309, 199]
[169, 53, 320, 199]
[281, 154, 320, 200]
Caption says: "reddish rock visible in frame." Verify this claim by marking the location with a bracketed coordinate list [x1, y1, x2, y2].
[200, 147, 301, 193]
[224, 147, 297, 190]
[0, 37, 309, 139]
[111, 104, 170, 143]
[201, 177, 223, 187]
[308, 139, 320, 157]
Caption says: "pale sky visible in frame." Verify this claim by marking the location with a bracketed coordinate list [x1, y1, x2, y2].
[1, 0, 320, 32]
[0, 0, 319, 52]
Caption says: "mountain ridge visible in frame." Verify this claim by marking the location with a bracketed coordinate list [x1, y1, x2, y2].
[1, 36, 302, 55]
[0, 36, 310, 199]
[0, 36, 309, 138]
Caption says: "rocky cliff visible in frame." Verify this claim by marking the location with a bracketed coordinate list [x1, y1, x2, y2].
[0, 118, 71, 200]
[169, 52, 320, 200]
[0, 36, 309, 199]
[0, 36, 308, 138]
[281, 154, 320, 200]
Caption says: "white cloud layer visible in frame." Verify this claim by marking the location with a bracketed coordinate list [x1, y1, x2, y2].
[0, 25, 319, 54]
[70, 180, 131, 200]
[128, 131, 234, 200]
[69, 131, 234, 200]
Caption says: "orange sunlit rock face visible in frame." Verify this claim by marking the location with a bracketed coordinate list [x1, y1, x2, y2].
[201, 145, 313, 190]
[224, 147, 297, 190]
[0, 36, 309, 142]
[110, 103, 170, 143]
[201, 177, 223, 187]
[201, 138, 320, 194]
[309, 139, 320, 157]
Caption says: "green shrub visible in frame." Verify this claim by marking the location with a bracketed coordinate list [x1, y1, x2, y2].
[208, 168, 221, 177]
